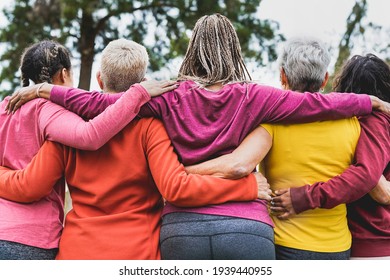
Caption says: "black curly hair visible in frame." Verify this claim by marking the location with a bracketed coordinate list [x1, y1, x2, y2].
[333, 53, 390, 102]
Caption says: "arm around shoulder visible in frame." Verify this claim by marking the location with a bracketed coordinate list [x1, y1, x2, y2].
[145, 119, 258, 207]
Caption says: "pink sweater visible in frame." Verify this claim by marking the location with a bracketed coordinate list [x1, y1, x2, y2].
[0, 84, 150, 249]
[49, 81, 372, 227]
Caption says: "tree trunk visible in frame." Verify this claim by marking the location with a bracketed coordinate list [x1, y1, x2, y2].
[78, 44, 95, 90]
[78, 4, 98, 90]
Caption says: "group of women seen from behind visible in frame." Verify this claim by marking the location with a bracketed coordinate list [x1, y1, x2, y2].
[0, 13, 389, 260]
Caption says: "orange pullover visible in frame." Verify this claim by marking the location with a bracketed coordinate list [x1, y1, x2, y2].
[0, 118, 257, 259]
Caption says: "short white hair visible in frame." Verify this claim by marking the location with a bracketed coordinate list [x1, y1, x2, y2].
[100, 38, 149, 92]
[278, 37, 330, 92]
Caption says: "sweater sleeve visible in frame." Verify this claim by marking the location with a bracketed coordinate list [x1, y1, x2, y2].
[51, 85, 164, 119]
[144, 119, 258, 207]
[40, 84, 150, 150]
[290, 112, 390, 213]
[0, 141, 66, 203]
[250, 84, 372, 124]
[51, 86, 124, 119]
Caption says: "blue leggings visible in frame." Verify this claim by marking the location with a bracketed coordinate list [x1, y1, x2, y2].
[0, 240, 58, 260]
[160, 212, 275, 260]
[275, 244, 351, 260]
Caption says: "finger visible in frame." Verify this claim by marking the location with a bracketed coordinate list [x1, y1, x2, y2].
[12, 100, 23, 114]
[162, 80, 178, 87]
[271, 201, 284, 208]
[276, 213, 291, 220]
[270, 209, 286, 216]
[163, 84, 179, 92]
[274, 189, 288, 195]
[5, 101, 10, 112]
[270, 206, 287, 212]
[271, 196, 283, 203]
[263, 194, 272, 201]
[7, 96, 19, 113]
[258, 192, 271, 201]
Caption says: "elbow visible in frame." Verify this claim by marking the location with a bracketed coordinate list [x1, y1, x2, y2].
[20, 189, 50, 203]
[17, 194, 44, 203]
[75, 140, 103, 151]
[227, 162, 253, 179]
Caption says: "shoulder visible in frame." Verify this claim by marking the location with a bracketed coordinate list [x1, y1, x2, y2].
[8, 98, 51, 115]
[36, 99, 70, 115]
[129, 117, 165, 133]
[358, 112, 390, 129]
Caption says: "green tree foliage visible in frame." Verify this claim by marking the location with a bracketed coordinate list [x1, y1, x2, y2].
[0, 0, 284, 97]
[325, 0, 368, 93]
[334, 0, 367, 73]
[326, 0, 390, 92]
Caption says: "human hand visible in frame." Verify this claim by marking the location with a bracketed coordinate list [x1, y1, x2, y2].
[369, 176, 390, 205]
[6, 83, 53, 113]
[370, 95, 390, 115]
[140, 79, 178, 97]
[253, 172, 272, 201]
[269, 188, 296, 219]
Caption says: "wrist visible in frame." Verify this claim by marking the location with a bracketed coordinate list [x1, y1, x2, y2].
[39, 83, 54, 99]
[370, 95, 379, 109]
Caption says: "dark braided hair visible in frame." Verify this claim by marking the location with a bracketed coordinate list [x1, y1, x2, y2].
[178, 14, 251, 86]
[333, 53, 390, 102]
[20, 40, 72, 87]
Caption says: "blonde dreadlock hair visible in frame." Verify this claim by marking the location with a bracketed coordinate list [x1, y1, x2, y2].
[178, 13, 251, 86]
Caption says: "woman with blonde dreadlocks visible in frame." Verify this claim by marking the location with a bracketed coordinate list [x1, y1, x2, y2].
[7, 14, 390, 259]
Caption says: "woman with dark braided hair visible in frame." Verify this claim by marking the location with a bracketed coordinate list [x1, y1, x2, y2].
[4, 15, 390, 259]
[0, 40, 174, 259]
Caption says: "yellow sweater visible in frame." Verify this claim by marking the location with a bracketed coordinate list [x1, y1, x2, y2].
[261, 117, 360, 252]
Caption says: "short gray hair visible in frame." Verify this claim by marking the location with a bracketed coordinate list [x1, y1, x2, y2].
[278, 37, 330, 92]
[100, 38, 149, 92]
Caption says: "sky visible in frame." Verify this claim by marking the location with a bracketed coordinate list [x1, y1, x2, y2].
[254, 0, 390, 87]
[0, 0, 389, 90]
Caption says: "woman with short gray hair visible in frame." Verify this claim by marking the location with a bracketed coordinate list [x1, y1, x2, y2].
[188, 36, 381, 259]
[278, 37, 331, 92]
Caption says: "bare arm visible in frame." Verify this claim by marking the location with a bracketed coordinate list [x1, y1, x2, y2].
[369, 175, 390, 205]
[185, 126, 272, 179]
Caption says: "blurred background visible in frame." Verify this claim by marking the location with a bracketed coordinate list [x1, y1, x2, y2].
[0, 0, 389, 98]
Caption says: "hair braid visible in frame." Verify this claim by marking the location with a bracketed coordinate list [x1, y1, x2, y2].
[178, 14, 251, 86]
[20, 40, 72, 86]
